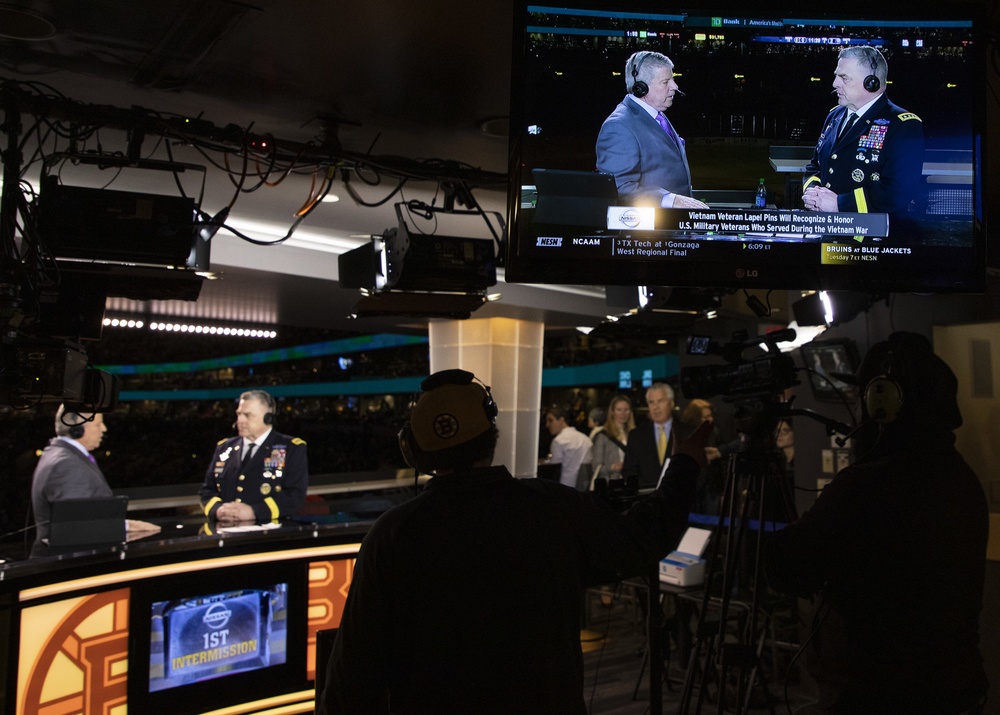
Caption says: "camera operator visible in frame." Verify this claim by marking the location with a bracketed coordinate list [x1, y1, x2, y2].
[763, 332, 988, 714]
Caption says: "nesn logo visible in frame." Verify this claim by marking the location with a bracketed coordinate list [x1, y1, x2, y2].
[536, 237, 562, 247]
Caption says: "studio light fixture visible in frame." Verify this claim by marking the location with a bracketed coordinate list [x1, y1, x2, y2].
[148, 322, 277, 338]
[792, 291, 877, 328]
[102, 318, 145, 329]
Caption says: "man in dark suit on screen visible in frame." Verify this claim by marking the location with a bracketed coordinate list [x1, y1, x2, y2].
[801, 46, 924, 241]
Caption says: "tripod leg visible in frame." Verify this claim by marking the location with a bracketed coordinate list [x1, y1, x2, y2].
[679, 453, 741, 715]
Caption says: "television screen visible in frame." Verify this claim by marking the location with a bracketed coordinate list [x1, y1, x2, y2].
[800, 338, 861, 403]
[128, 563, 307, 715]
[149, 584, 288, 692]
[505, 1, 986, 292]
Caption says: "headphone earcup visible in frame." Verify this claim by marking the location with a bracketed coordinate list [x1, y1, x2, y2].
[482, 391, 498, 423]
[630, 52, 649, 98]
[398, 422, 419, 470]
[69, 424, 85, 440]
[865, 375, 903, 424]
[863, 48, 881, 93]
[263, 412, 274, 425]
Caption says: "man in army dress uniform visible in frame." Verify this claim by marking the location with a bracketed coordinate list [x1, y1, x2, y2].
[802, 46, 924, 240]
[200, 390, 309, 524]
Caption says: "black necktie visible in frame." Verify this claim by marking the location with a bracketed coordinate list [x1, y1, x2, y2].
[241, 442, 256, 468]
[838, 112, 858, 140]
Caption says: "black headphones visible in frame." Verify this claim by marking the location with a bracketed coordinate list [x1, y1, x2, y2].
[261, 391, 276, 425]
[630, 52, 649, 98]
[243, 390, 275, 425]
[861, 47, 882, 93]
[69, 421, 86, 440]
[864, 342, 903, 424]
[398, 369, 498, 473]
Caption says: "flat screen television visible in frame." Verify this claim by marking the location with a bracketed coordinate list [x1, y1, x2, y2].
[505, 1, 987, 292]
[128, 563, 307, 715]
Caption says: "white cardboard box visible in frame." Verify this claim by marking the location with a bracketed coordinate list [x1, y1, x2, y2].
[659, 527, 712, 587]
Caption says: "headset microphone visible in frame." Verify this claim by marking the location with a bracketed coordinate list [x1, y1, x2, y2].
[835, 419, 871, 448]
[674, 88, 686, 97]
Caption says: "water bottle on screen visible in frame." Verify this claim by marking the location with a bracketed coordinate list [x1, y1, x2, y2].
[755, 178, 767, 209]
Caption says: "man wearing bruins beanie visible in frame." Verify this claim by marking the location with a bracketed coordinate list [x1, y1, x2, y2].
[321, 369, 711, 714]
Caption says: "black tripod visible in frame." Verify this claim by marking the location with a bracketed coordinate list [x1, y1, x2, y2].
[678, 400, 795, 715]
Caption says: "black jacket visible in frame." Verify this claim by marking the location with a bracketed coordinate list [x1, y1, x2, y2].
[200, 430, 309, 523]
[764, 429, 987, 713]
[321, 454, 699, 714]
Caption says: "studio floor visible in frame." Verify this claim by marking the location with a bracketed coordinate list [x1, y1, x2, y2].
[580, 584, 819, 715]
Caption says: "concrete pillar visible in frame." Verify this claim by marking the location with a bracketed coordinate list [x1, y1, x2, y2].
[428, 318, 544, 478]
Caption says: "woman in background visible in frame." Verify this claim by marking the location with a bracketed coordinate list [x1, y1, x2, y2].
[591, 395, 635, 481]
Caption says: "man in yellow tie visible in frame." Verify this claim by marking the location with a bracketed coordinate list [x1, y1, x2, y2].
[622, 383, 679, 489]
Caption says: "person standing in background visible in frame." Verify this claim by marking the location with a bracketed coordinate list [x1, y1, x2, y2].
[622, 383, 687, 489]
[591, 395, 635, 481]
[542, 404, 593, 490]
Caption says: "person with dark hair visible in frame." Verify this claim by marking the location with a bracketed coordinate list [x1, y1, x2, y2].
[200, 389, 309, 524]
[775, 418, 794, 472]
[542, 403, 593, 489]
[596, 50, 708, 209]
[587, 406, 607, 440]
[802, 46, 924, 240]
[31, 405, 158, 551]
[764, 332, 988, 713]
[320, 369, 712, 714]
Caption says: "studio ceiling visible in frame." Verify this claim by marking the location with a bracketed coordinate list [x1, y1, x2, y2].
[1, 0, 622, 335]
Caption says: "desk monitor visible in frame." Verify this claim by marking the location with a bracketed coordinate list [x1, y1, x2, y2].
[532, 169, 618, 227]
[48, 495, 128, 547]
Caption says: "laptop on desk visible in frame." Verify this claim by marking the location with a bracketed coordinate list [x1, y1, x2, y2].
[48, 496, 128, 548]
[532, 169, 618, 227]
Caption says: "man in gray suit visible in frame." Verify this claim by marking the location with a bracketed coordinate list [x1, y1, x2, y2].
[30, 405, 157, 549]
[596, 51, 708, 209]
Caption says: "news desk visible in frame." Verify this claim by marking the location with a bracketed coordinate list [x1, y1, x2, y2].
[0, 515, 373, 715]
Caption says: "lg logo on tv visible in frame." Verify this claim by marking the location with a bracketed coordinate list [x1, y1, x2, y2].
[735, 268, 759, 279]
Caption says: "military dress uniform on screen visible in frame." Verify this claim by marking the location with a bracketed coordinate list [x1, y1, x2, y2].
[200, 433, 309, 523]
[803, 94, 924, 228]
